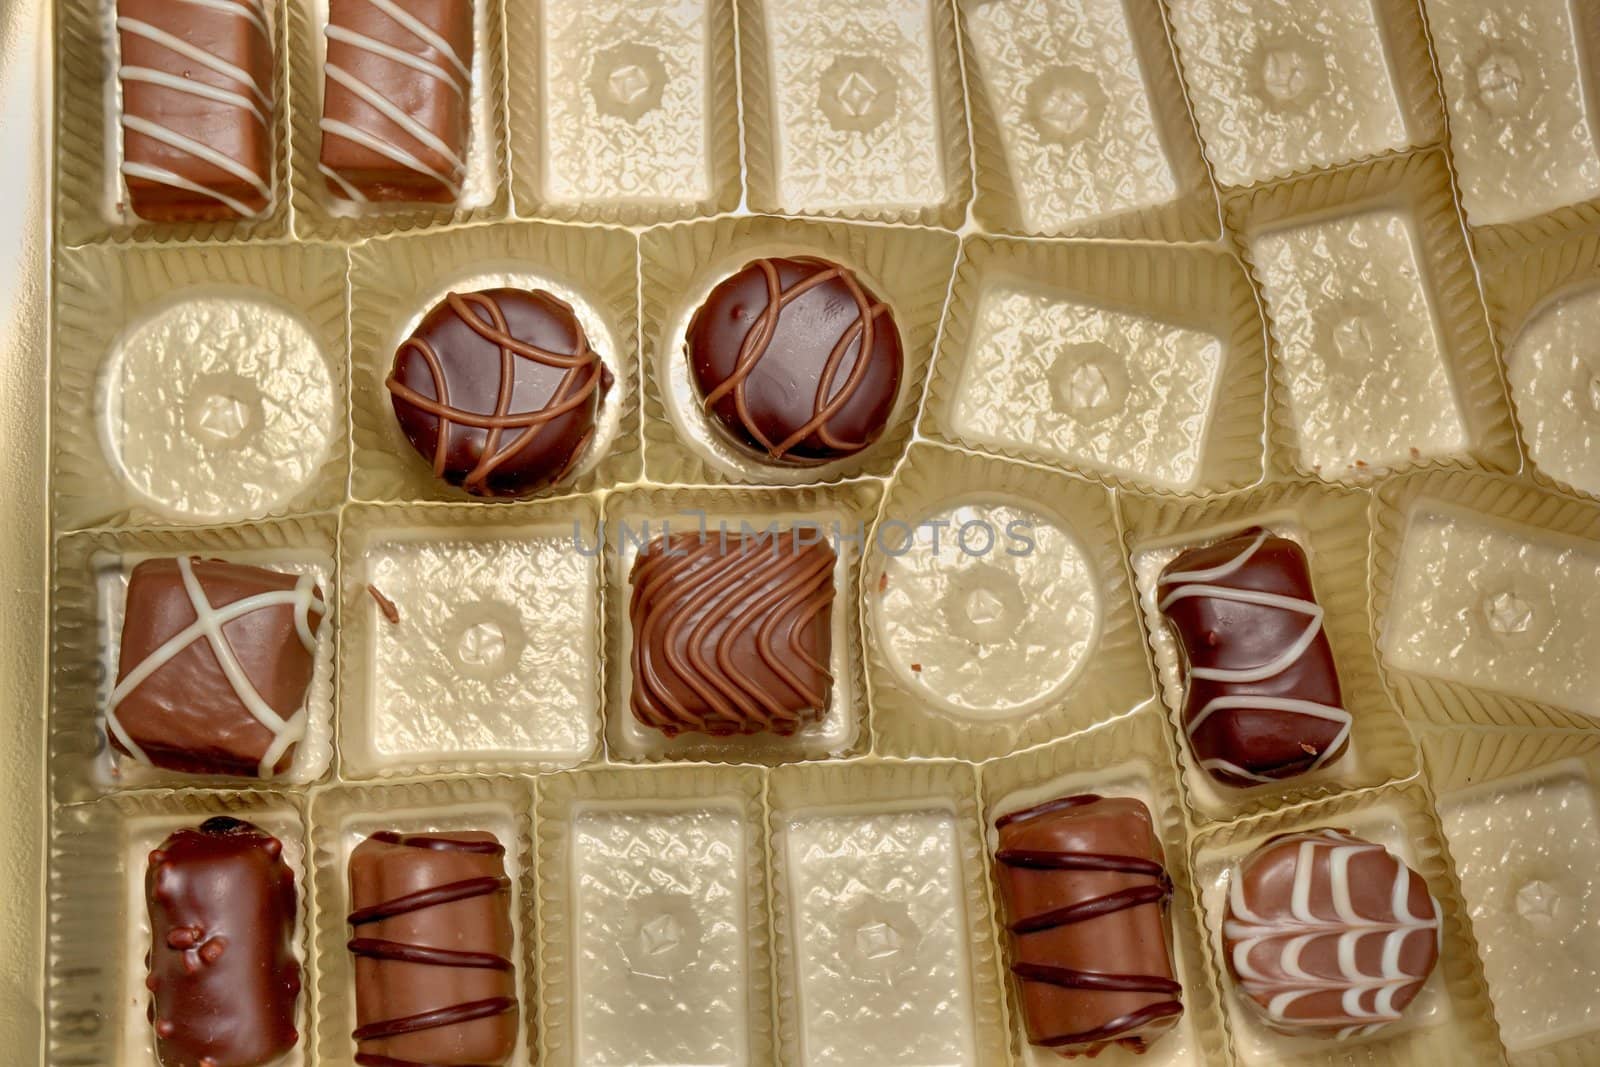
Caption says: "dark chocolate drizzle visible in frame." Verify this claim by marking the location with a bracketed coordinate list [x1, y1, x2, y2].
[348, 875, 511, 926]
[1008, 883, 1172, 934]
[347, 938, 514, 971]
[348, 833, 516, 1056]
[1011, 963, 1184, 994]
[352, 996, 519, 1041]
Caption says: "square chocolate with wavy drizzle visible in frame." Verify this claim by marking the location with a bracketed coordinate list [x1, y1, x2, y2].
[107, 557, 325, 779]
[628, 530, 836, 739]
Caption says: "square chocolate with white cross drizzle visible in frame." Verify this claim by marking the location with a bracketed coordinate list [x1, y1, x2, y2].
[107, 557, 325, 778]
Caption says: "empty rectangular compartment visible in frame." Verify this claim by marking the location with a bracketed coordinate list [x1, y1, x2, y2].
[1422, 727, 1600, 1063]
[536, 766, 772, 1065]
[768, 762, 1007, 1066]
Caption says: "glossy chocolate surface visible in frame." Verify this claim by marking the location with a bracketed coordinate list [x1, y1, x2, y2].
[1223, 828, 1440, 1039]
[1157, 528, 1349, 787]
[348, 829, 518, 1067]
[994, 795, 1183, 1055]
[145, 817, 301, 1067]
[117, 0, 275, 221]
[629, 530, 835, 738]
[687, 256, 902, 465]
[387, 288, 608, 498]
[319, 0, 474, 203]
[109, 557, 325, 779]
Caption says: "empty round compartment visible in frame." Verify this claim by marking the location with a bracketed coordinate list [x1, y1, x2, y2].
[871, 497, 1099, 717]
[98, 293, 338, 524]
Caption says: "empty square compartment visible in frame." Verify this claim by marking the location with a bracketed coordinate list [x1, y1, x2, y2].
[1230, 151, 1517, 482]
[1167, 0, 1441, 187]
[737, 0, 970, 225]
[509, 0, 742, 222]
[535, 766, 772, 1065]
[1422, 727, 1600, 1062]
[1373, 469, 1600, 731]
[1424, 0, 1600, 230]
[339, 500, 604, 777]
[768, 761, 1008, 1066]
[924, 237, 1265, 495]
[959, 0, 1217, 239]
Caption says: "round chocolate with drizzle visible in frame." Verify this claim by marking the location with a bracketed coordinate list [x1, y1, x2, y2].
[686, 256, 903, 465]
[387, 287, 608, 498]
[1223, 828, 1441, 1040]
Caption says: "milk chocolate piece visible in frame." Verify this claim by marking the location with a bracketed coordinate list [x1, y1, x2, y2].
[1223, 828, 1441, 1039]
[387, 288, 609, 498]
[1156, 528, 1350, 786]
[108, 557, 326, 779]
[116, 0, 275, 221]
[687, 256, 903, 465]
[347, 830, 518, 1066]
[629, 531, 835, 738]
[994, 795, 1183, 1055]
[145, 817, 301, 1067]
[318, 0, 474, 203]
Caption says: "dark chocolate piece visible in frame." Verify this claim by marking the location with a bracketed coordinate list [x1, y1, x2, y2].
[145, 816, 300, 1067]
[116, 0, 275, 221]
[1156, 528, 1350, 787]
[318, 0, 474, 203]
[108, 557, 326, 779]
[387, 288, 609, 498]
[686, 256, 902, 465]
[994, 795, 1183, 1055]
[348, 830, 518, 1067]
[367, 584, 400, 624]
[629, 530, 835, 738]
[1223, 828, 1440, 1040]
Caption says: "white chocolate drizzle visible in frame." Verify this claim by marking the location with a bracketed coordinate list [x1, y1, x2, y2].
[318, 0, 472, 202]
[1157, 530, 1352, 783]
[106, 558, 325, 778]
[115, 3, 274, 218]
[1224, 830, 1441, 1040]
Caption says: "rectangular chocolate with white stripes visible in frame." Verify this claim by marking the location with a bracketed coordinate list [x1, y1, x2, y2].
[116, 0, 276, 221]
[318, 0, 475, 204]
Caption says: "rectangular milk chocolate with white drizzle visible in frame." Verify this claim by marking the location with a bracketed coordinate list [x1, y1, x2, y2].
[1156, 528, 1350, 787]
[994, 794, 1183, 1055]
[318, 0, 475, 204]
[347, 830, 518, 1066]
[116, 0, 276, 221]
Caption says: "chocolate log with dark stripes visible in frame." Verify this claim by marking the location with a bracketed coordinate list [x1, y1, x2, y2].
[347, 829, 517, 1066]
[994, 795, 1183, 1055]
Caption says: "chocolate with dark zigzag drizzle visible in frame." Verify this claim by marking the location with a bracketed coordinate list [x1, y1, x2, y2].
[629, 530, 835, 738]
[687, 256, 903, 465]
[347, 830, 517, 1067]
[387, 288, 609, 498]
[994, 794, 1183, 1055]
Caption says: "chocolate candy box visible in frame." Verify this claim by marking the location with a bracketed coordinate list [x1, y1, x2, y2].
[17, 0, 1600, 1065]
